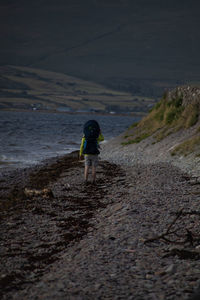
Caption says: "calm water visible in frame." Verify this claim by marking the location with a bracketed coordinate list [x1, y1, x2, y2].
[0, 111, 140, 170]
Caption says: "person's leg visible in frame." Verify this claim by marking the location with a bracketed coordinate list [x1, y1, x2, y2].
[84, 156, 91, 182]
[92, 165, 96, 183]
[84, 164, 89, 182]
[91, 155, 98, 183]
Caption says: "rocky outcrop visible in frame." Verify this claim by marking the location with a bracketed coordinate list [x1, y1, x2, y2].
[166, 86, 200, 107]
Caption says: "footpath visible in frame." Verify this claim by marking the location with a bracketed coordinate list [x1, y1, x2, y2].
[0, 149, 200, 299]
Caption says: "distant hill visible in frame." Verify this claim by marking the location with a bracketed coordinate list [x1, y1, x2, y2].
[0, 65, 155, 113]
[1, 0, 200, 97]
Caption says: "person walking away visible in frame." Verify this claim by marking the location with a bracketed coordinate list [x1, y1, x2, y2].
[79, 120, 104, 184]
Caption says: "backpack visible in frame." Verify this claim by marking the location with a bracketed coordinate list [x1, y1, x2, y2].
[83, 120, 100, 155]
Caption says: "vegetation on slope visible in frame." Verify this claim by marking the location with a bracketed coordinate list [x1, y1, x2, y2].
[122, 87, 200, 156]
[171, 135, 200, 157]
[0, 65, 155, 113]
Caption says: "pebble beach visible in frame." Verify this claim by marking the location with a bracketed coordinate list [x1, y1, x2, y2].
[1, 134, 200, 299]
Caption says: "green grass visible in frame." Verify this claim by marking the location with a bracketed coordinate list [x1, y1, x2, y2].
[186, 105, 199, 127]
[122, 132, 150, 145]
[171, 136, 200, 157]
[122, 89, 200, 146]
[165, 105, 184, 124]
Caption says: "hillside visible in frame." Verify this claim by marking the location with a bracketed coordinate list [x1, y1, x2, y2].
[0, 65, 155, 114]
[1, 0, 200, 97]
[102, 86, 200, 176]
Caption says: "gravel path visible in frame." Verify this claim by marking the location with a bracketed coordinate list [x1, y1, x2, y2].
[1, 139, 200, 299]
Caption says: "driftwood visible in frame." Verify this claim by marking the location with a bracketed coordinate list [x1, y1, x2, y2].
[144, 209, 184, 244]
[144, 208, 200, 248]
[24, 188, 54, 199]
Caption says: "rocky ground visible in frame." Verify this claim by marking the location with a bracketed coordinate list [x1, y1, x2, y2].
[100, 119, 200, 178]
[1, 142, 200, 299]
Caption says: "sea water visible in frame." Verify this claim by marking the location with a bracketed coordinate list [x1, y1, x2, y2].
[0, 111, 140, 170]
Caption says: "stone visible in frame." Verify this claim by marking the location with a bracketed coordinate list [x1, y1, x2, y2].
[165, 264, 177, 274]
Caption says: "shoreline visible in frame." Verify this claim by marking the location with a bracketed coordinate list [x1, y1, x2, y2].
[0, 108, 146, 118]
[1, 148, 200, 299]
[0, 151, 80, 206]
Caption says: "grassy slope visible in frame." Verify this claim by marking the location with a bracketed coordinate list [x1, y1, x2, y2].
[122, 87, 200, 156]
[0, 65, 155, 113]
